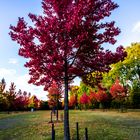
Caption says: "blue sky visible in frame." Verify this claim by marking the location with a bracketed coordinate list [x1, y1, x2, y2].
[0, 0, 140, 100]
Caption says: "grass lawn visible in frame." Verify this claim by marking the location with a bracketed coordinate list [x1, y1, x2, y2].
[0, 110, 140, 140]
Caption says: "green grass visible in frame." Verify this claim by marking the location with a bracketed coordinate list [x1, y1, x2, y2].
[0, 110, 140, 140]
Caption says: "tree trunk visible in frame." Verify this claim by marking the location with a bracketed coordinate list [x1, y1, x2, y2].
[56, 97, 59, 121]
[64, 60, 70, 140]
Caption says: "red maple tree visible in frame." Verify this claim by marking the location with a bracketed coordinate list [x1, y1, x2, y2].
[89, 91, 97, 107]
[15, 90, 31, 110]
[9, 0, 126, 139]
[47, 81, 62, 121]
[79, 92, 90, 107]
[95, 89, 108, 103]
[110, 78, 126, 99]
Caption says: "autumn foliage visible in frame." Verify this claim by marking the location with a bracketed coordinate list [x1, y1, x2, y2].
[69, 86, 79, 108]
[0, 79, 41, 111]
[79, 92, 90, 105]
[14, 90, 31, 110]
[110, 79, 126, 99]
[95, 89, 108, 103]
[28, 95, 40, 109]
[89, 91, 97, 104]
[9, 0, 126, 91]
[69, 94, 77, 108]
[47, 81, 62, 108]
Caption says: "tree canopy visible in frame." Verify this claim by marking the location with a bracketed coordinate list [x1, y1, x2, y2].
[9, 0, 126, 90]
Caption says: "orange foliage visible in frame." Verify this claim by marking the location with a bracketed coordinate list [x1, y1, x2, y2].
[69, 94, 77, 107]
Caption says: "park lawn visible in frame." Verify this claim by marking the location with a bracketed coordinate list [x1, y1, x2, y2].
[0, 110, 140, 140]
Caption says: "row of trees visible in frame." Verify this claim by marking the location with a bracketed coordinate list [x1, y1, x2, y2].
[0, 79, 41, 111]
[2, 42, 140, 112]
[102, 43, 140, 108]
[68, 43, 140, 109]
[69, 79, 126, 110]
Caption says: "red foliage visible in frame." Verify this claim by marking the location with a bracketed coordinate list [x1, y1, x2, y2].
[95, 89, 108, 103]
[110, 79, 126, 99]
[48, 81, 61, 95]
[80, 92, 89, 105]
[89, 89, 108, 103]
[9, 0, 127, 91]
[89, 91, 97, 104]
[47, 81, 62, 108]
[14, 90, 31, 110]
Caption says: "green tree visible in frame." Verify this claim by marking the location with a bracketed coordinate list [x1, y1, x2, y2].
[0, 78, 6, 93]
[0, 78, 9, 111]
[77, 82, 91, 97]
[102, 43, 140, 108]
[103, 43, 140, 88]
[129, 80, 140, 108]
[6, 82, 17, 111]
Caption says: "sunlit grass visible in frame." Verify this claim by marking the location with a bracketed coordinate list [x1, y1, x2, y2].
[0, 110, 140, 140]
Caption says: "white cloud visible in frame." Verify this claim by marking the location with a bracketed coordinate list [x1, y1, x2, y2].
[132, 21, 140, 32]
[8, 58, 18, 64]
[0, 68, 16, 76]
[14, 74, 47, 100]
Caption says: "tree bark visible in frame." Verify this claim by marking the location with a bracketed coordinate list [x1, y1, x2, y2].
[56, 97, 59, 121]
[64, 60, 70, 140]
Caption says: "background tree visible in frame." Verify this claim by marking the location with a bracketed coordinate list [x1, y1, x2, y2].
[9, 0, 126, 139]
[82, 71, 103, 88]
[79, 92, 90, 109]
[69, 86, 79, 109]
[110, 79, 125, 99]
[39, 100, 49, 110]
[102, 43, 140, 88]
[0, 78, 9, 111]
[110, 78, 126, 111]
[6, 82, 17, 111]
[129, 81, 140, 108]
[15, 90, 31, 110]
[0, 78, 6, 93]
[47, 81, 62, 121]
[28, 95, 40, 110]
[77, 82, 91, 96]
[95, 89, 109, 109]
[89, 91, 97, 109]
[69, 94, 77, 109]
[102, 43, 140, 108]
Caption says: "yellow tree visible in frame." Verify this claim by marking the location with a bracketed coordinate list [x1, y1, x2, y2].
[28, 95, 40, 110]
